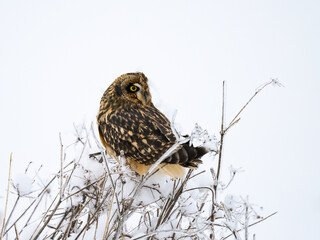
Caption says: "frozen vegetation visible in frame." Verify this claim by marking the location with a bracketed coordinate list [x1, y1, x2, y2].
[0, 79, 281, 239]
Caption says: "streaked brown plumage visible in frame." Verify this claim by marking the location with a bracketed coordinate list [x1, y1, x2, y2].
[97, 72, 207, 178]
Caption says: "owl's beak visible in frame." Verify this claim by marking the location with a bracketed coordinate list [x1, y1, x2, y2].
[143, 91, 149, 103]
[136, 91, 149, 105]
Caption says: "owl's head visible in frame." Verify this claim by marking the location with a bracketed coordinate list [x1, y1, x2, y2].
[110, 72, 152, 106]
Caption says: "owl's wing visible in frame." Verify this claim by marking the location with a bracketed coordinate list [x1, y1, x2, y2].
[98, 107, 176, 165]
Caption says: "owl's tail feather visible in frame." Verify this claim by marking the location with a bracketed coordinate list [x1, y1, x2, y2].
[164, 142, 208, 168]
[129, 142, 209, 179]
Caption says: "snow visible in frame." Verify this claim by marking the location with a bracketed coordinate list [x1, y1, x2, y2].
[13, 172, 34, 196]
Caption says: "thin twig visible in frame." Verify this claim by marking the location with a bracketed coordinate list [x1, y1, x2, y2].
[224, 118, 240, 133]
[102, 152, 121, 217]
[33, 199, 62, 239]
[59, 133, 64, 199]
[73, 193, 110, 240]
[215, 81, 225, 188]
[183, 187, 215, 206]
[13, 224, 19, 240]
[50, 208, 69, 239]
[218, 169, 238, 191]
[63, 199, 93, 240]
[211, 81, 226, 239]
[62, 175, 106, 202]
[103, 191, 115, 240]
[0, 153, 13, 239]
[225, 79, 281, 133]
[245, 200, 249, 240]
[3, 195, 20, 233]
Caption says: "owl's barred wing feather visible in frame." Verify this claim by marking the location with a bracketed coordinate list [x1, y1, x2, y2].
[98, 107, 176, 165]
[98, 107, 208, 170]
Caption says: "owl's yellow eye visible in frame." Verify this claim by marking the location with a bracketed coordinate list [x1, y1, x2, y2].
[129, 85, 139, 92]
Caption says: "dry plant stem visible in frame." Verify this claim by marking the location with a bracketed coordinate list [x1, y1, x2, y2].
[50, 209, 69, 239]
[0, 153, 13, 240]
[102, 152, 121, 217]
[74, 193, 110, 240]
[63, 199, 92, 240]
[4, 195, 20, 233]
[210, 81, 226, 239]
[30, 192, 60, 240]
[222, 212, 278, 240]
[215, 79, 279, 189]
[226, 225, 240, 240]
[62, 205, 87, 238]
[189, 170, 206, 180]
[103, 190, 115, 240]
[59, 133, 64, 199]
[63, 209, 78, 239]
[223, 118, 240, 134]
[94, 217, 99, 240]
[245, 202, 249, 240]
[68, 192, 107, 239]
[14, 224, 19, 240]
[32, 198, 62, 240]
[215, 80, 225, 190]
[106, 211, 118, 239]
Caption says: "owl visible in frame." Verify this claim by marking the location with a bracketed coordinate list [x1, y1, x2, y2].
[97, 72, 208, 178]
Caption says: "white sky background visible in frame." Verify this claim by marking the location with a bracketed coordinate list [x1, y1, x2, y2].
[0, 0, 319, 239]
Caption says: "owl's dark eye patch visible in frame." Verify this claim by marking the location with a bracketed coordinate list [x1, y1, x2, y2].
[127, 84, 140, 93]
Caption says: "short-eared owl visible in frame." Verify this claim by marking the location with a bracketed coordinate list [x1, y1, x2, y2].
[97, 72, 208, 178]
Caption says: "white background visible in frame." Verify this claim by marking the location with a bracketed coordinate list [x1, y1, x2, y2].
[0, 0, 319, 239]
